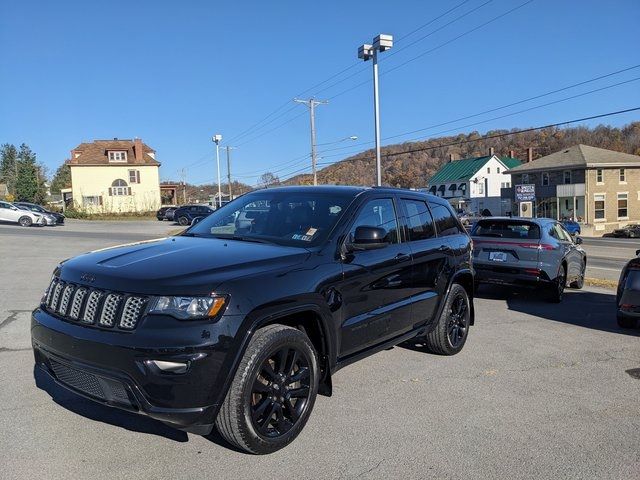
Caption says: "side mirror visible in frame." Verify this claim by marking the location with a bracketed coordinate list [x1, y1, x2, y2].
[636, 249, 640, 256]
[347, 226, 389, 251]
[191, 216, 203, 226]
[575, 236, 583, 245]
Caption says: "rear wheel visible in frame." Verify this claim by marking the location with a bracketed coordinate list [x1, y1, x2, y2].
[215, 324, 319, 454]
[178, 216, 190, 226]
[548, 264, 566, 303]
[18, 216, 32, 227]
[569, 262, 585, 289]
[423, 283, 471, 355]
[617, 312, 638, 329]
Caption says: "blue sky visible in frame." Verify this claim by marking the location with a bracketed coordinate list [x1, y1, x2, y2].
[1, 0, 639, 186]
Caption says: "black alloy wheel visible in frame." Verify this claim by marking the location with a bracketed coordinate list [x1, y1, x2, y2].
[570, 262, 585, 289]
[447, 294, 468, 349]
[549, 265, 566, 303]
[422, 283, 471, 355]
[250, 346, 311, 438]
[178, 216, 190, 226]
[216, 324, 319, 454]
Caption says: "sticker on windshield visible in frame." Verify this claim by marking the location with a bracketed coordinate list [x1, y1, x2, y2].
[306, 227, 318, 236]
[292, 233, 314, 242]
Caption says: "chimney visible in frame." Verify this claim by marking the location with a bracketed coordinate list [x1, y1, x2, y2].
[509, 149, 515, 158]
[489, 147, 495, 156]
[526, 147, 533, 163]
[449, 153, 456, 162]
[134, 138, 144, 162]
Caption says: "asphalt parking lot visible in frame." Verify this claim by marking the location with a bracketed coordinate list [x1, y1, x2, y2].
[0, 220, 638, 479]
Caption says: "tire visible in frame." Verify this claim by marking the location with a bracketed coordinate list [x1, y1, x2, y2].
[548, 264, 566, 303]
[423, 283, 471, 356]
[18, 216, 32, 227]
[617, 312, 638, 329]
[569, 262, 585, 289]
[178, 216, 190, 226]
[215, 324, 319, 454]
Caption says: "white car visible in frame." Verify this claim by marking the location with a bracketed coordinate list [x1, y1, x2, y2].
[0, 200, 46, 226]
[15, 204, 57, 225]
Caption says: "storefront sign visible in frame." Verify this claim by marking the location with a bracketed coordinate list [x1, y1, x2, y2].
[515, 184, 536, 202]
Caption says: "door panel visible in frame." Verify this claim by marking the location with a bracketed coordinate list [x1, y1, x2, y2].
[337, 197, 414, 357]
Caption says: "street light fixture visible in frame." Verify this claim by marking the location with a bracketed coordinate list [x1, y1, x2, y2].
[316, 135, 359, 147]
[358, 34, 393, 186]
[212, 134, 223, 207]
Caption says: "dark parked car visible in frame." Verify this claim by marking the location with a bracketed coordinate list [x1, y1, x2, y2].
[173, 204, 215, 226]
[471, 217, 586, 302]
[156, 206, 177, 221]
[14, 202, 65, 225]
[612, 224, 640, 238]
[32, 186, 474, 454]
[616, 249, 640, 328]
[561, 220, 581, 236]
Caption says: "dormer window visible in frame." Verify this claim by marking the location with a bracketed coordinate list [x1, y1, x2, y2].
[108, 151, 127, 162]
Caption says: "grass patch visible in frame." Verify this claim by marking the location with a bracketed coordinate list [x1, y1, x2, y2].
[584, 277, 617, 289]
[65, 209, 156, 221]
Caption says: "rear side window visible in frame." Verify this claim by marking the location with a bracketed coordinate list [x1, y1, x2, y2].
[401, 199, 435, 241]
[428, 203, 461, 236]
[472, 220, 540, 239]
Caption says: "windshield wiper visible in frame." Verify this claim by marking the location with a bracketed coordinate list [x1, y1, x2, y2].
[212, 234, 275, 244]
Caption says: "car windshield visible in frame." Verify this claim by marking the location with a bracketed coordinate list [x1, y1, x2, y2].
[472, 220, 541, 239]
[186, 190, 355, 247]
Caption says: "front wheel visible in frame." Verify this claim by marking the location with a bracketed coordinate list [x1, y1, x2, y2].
[548, 264, 566, 303]
[569, 262, 585, 289]
[18, 216, 33, 227]
[178, 216, 190, 226]
[423, 283, 471, 355]
[215, 324, 319, 454]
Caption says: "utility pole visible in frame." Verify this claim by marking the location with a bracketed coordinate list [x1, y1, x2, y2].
[225, 146, 234, 199]
[212, 134, 223, 207]
[294, 98, 328, 186]
[178, 168, 187, 204]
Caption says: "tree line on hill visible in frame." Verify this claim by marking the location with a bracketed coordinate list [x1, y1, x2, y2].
[280, 121, 640, 188]
[0, 143, 48, 203]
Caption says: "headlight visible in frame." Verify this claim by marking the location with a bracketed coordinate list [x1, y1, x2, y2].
[148, 295, 228, 320]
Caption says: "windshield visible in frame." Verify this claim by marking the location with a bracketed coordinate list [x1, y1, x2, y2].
[186, 190, 355, 247]
[472, 220, 541, 239]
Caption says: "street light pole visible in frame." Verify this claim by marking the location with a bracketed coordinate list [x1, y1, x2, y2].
[212, 134, 222, 207]
[358, 34, 393, 187]
[294, 98, 328, 186]
[225, 145, 233, 199]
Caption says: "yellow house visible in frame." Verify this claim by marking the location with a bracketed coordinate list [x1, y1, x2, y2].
[67, 138, 161, 213]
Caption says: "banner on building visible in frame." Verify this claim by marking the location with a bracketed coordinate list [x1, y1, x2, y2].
[515, 184, 536, 202]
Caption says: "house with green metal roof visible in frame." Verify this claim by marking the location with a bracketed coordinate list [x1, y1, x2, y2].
[426, 149, 522, 215]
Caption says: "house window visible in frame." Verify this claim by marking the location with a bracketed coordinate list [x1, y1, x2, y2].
[563, 170, 571, 184]
[108, 151, 127, 162]
[542, 172, 549, 186]
[128, 169, 141, 184]
[109, 179, 131, 196]
[487, 167, 490, 174]
[522, 173, 529, 184]
[594, 194, 605, 220]
[596, 168, 603, 183]
[618, 193, 628, 219]
[497, 167, 501, 174]
[619, 168, 626, 183]
[82, 196, 102, 207]
[477, 182, 484, 195]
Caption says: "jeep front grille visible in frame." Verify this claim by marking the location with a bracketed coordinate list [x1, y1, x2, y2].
[43, 278, 147, 331]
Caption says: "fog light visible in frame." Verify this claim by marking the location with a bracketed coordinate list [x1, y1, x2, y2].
[149, 360, 188, 374]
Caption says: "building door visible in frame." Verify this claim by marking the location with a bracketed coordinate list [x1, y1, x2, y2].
[519, 201, 533, 218]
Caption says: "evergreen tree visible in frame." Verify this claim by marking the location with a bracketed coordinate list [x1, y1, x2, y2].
[0, 143, 18, 194]
[50, 163, 71, 194]
[15, 143, 40, 202]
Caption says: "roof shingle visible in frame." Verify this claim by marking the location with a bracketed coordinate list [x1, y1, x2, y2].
[428, 155, 521, 184]
[67, 139, 159, 166]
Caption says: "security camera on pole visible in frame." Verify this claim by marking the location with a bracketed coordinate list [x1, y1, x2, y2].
[358, 34, 393, 187]
[212, 134, 223, 207]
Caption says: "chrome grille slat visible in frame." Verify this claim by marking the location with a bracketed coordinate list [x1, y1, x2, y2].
[43, 278, 146, 331]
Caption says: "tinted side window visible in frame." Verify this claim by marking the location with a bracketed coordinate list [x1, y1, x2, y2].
[428, 203, 461, 236]
[349, 198, 399, 244]
[401, 199, 435, 241]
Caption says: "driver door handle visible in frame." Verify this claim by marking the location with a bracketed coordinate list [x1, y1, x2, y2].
[394, 253, 410, 263]
[438, 244, 451, 252]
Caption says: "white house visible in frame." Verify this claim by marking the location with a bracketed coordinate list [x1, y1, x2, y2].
[426, 150, 522, 215]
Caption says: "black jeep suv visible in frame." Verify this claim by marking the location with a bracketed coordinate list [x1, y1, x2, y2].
[32, 186, 474, 454]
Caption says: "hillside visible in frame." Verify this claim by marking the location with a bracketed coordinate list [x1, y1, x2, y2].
[284, 122, 640, 188]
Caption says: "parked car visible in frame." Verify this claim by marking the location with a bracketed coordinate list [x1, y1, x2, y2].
[173, 204, 215, 226]
[612, 224, 640, 238]
[32, 186, 474, 454]
[15, 204, 56, 226]
[156, 206, 177, 221]
[561, 220, 581, 236]
[616, 249, 640, 328]
[14, 202, 65, 225]
[0, 200, 46, 226]
[471, 217, 586, 302]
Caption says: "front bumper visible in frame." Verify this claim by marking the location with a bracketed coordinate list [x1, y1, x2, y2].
[31, 308, 242, 433]
[475, 262, 552, 287]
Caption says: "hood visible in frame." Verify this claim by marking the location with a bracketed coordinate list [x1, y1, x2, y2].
[58, 236, 311, 295]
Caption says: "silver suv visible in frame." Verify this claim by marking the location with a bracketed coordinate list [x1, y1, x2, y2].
[471, 217, 586, 302]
